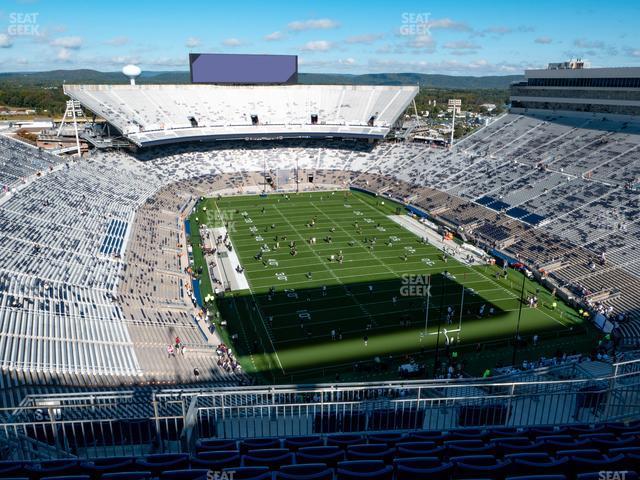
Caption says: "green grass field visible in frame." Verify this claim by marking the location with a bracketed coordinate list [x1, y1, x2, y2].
[188, 190, 591, 381]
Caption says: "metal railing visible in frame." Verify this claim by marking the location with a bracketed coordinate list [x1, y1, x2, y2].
[2, 358, 640, 460]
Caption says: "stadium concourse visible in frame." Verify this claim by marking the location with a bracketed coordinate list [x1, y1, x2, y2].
[1, 108, 640, 406]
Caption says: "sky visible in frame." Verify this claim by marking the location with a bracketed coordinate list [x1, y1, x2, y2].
[0, 0, 638, 76]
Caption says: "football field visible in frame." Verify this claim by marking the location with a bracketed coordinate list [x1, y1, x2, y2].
[189, 190, 587, 378]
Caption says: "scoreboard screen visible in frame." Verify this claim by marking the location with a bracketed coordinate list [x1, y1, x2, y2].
[189, 53, 298, 84]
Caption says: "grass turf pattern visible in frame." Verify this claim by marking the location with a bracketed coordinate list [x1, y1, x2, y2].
[189, 190, 587, 378]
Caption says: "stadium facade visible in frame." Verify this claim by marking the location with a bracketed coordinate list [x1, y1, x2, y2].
[510, 61, 640, 118]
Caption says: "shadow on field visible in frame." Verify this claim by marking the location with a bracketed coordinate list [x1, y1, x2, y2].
[213, 272, 534, 378]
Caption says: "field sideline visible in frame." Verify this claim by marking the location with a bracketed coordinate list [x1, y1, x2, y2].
[188, 190, 588, 379]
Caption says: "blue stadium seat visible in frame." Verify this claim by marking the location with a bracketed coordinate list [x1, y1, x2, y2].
[448, 429, 487, 441]
[346, 444, 395, 462]
[81, 457, 136, 477]
[489, 428, 525, 438]
[296, 446, 344, 467]
[241, 438, 281, 453]
[41, 476, 90, 480]
[336, 460, 393, 480]
[25, 460, 82, 478]
[506, 476, 567, 480]
[190, 450, 241, 470]
[223, 466, 271, 480]
[591, 435, 640, 451]
[541, 435, 593, 454]
[504, 452, 551, 462]
[367, 433, 407, 446]
[451, 454, 510, 478]
[284, 436, 323, 451]
[276, 464, 333, 480]
[135, 453, 189, 475]
[605, 421, 640, 434]
[0, 461, 24, 477]
[530, 426, 568, 438]
[327, 435, 366, 449]
[564, 452, 628, 473]
[395, 460, 453, 480]
[609, 446, 640, 465]
[394, 457, 441, 473]
[160, 469, 211, 480]
[101, 472, 152, 480]
[396, 441, 443, 458]
[499, 440, 546, 455]
[511, 456, 570, 475]
[568, 424, 606, 435]
[410, 430, 450, 444]
[445, 439, 495, 456]
[195, 438, 238, 452]
[491, 437, 534, 456]
[243, 448, 294, 469]
[555, 448, 602, 458]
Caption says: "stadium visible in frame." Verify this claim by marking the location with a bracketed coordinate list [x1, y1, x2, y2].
[1, 18, 640, 480]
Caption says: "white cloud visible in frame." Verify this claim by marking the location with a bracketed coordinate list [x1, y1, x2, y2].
[427, 18, 471, 32]
[443, 40, 480, 50]
[345, 33, 384, 44]
[56, 48, 72, 61]
[484, 26, 512, 35]
[338, 57, 357, 65]
[105, 36, 128, 46]
[535, 36, 553, 44]
[185, 37, 201, 48]
[50, 36, 83, 49]
[574, 38, 605, 49]
[288, 18, 339, 31]
[573, 38, 617, 56]
[406, 35, 436, 51]
[264, 31, 285, 41]
[0, 33, 12, 48]
[222, 38, 247, 47]
[367, 57, 532, 75]
[624, 47, 640, 57]
[479, 25, 534, 36]
[300, 40, 333, 52]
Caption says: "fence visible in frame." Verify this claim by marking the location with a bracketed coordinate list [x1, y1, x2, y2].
[2, 358, 640, 460]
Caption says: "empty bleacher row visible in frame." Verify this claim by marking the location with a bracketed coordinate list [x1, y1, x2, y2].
[0, 135, 63, 194]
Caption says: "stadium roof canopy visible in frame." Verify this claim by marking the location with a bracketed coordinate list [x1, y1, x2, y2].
[64, 84, 418, 147]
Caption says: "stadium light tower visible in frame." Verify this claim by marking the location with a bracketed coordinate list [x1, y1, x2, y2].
[122, 64, 142, 85]
[447, 99, 462, 149]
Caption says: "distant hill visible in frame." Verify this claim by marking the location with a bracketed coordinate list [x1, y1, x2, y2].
[0, 69, 522, 90]
[299, 73, 522, 89]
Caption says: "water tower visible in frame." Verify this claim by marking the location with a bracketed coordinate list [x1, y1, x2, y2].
[122, 64, 141, 85]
